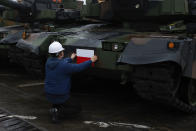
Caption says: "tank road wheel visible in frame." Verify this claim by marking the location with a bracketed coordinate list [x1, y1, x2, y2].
[8, 46, 24, 66]
[132, 62, 196, 113]
[187, 83, 196, 107]
[177, 77, 196, 111]
[8, 46, 45, 79]
[22, 51, 45, 79]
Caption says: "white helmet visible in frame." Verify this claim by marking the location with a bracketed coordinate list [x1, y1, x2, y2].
[48, 41, 64, 54]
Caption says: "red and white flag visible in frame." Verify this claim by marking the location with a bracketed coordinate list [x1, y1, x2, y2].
[76, 49, 95, 66]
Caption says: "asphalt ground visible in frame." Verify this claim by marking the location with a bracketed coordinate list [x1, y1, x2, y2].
[0, 65, 195, 131]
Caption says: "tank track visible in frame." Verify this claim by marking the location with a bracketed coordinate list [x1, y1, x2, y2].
[8, 46, 45, 79]
[132, 62, 196, 113]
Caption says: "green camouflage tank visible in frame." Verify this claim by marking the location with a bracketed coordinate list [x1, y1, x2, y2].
[1, 0, 196, 113]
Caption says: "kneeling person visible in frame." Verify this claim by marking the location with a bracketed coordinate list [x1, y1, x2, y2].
[45, 41, 98, 123]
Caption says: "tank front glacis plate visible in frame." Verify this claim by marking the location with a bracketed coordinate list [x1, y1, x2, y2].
[61, 24, 195, 78]
[0, 25, 24, 45]
[60, 24, 132, 71]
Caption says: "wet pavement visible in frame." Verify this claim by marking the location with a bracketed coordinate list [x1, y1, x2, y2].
[0, 66, 196, 131]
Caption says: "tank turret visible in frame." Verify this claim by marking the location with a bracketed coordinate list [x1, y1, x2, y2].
[99, 0, 195, 21]
[100, 0, 196, 32]
[0, 0, 30, 11]
[0, 0, 81, 22]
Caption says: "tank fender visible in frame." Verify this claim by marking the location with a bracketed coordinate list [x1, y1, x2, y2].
[0, 31, 23, 44]
[16, 33, 58, 55]
[117, 37, 196, 78]
[16, 39, 39, 55]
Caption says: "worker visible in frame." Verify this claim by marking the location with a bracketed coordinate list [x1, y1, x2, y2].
[45, 41, 98, 123]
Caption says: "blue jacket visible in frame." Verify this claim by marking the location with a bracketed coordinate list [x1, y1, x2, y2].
[45, 57, 92, 104]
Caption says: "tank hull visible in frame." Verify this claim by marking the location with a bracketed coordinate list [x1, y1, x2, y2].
[1, 0, 196, 113]
[1, 22, 195, 112]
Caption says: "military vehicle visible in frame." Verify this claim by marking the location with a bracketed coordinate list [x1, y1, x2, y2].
[94, 0, 196, 113]
[1, 0, 196, 113]
[51, 0, 196, 113]
[0, 4, 24, 64]
[0, 0, 84, 71]
[0, 5, 18, 27]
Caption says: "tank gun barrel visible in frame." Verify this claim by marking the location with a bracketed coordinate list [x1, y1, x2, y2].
[0, 0, 29, 11]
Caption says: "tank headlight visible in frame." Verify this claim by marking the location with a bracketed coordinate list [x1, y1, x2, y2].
[112, 43, 126, 52]
[135, 4, 140, 9]
[102, 42, 127, 52]
[169, 25, 175, 30]
[114, 44, 119, 50]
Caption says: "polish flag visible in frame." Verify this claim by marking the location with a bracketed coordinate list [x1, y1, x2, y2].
[76, 49, 95, 67]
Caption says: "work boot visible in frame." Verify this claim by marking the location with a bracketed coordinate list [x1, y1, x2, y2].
[50, 108, 60, 124]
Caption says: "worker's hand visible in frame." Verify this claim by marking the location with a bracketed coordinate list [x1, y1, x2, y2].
[71, 53, 77, 60]
[91, 55, 98, 63]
